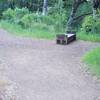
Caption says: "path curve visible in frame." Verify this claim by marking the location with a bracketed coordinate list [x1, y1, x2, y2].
[0, 29, 100, 100]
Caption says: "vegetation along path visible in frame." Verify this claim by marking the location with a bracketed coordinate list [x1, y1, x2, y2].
[0, 28, 100, 100]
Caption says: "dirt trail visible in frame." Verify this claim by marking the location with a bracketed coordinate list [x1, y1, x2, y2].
[0, 29, 100, 100]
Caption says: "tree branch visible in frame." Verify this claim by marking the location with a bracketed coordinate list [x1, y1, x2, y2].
[73, 12, 92, 21]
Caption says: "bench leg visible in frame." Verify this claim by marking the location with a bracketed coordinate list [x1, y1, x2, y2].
[67, 36, 76, 44]
[56, 40, 60, 44]
[62, 40, 66, 44]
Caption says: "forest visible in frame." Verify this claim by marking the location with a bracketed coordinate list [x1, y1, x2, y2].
[0, 0, 99, 39]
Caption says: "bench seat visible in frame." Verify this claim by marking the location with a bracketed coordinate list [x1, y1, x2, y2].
[56, 33, 76, 45]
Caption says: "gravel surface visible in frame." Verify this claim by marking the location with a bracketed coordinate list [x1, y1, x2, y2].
[0, 29, 100, 100]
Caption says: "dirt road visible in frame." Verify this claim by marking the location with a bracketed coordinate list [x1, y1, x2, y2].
[0, 29, 100, 100]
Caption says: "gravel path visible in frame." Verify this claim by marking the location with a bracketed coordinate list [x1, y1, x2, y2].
[0, 29, 100, 100]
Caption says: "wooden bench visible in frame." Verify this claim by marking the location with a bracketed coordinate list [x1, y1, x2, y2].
[56, 31, 76, 45]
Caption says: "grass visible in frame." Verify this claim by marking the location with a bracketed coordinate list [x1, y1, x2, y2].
[83, 47, 100, 77]
[0, 20, 57, 39]
[1, 20, 100, 42]
[77, 32, 100, 42]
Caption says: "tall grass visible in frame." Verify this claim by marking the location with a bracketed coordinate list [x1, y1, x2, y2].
[0, 20, 56, 39]
[77, 32, 100, 42]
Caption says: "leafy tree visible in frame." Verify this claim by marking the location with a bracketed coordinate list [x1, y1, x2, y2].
[66, 0, 88, 31]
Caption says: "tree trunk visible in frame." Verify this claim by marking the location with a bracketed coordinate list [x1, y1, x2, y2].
[91, 0, 96, 19]
[42, 0, 48, 16]
[67, 0, 79, 31]
[91, 0, 100, 19]
[66, 0, 86, 31]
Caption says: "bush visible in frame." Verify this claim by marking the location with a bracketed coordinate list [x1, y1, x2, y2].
[14, 7, 29, 24]
[20, 14, 34, 28]
[77, 31, 100, 42]
[82, 16, 94, 33]
[19, 14, 55, 28]
[40, 15, 55, 25]
[53, 12, 66, 32]
[0, 20, 55, 39]
[2, 7, 65, 33]
[82, 15, 100, 34]
[2, 8, 15, 22]
[94, 19, 100, 33]
[2, 7, 29, 24]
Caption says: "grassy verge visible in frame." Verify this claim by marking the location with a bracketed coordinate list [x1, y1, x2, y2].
[0, 21, 100, 42]
[0, 21, 57, 39]
[77, 32, 100, 42]
[83, 47, 100, 77]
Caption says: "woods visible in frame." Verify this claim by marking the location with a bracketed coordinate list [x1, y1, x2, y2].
[0, 0, 100, 36]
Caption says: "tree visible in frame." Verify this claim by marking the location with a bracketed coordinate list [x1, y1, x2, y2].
[42, 0, 48, 15]
[66, 0, 87, 31]
[92, 0, 100, 18]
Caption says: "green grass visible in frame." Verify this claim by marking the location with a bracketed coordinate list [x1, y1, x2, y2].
[83, 47, 100, 77]
[77, 32, 100, 42]
[0, 20, 57, 39]
[1, 20, 100, 42]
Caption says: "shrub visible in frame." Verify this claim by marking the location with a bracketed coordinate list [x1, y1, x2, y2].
[2, 7, 65, 33]
[53, 12, 66, 32]
[19, 14, 55, 34]
[82, 16, 94, 33]
[20, 14, 33, 28]
[40, 15, 55, 25]
[32, 14, 41, 23]
[82, 15, 100, 34]
[13, 7, 29, 24]
[94, 19, 100, 33]
[2, 7, 29, 24]
[2, 8, 15, 22]
[49, 7, 67, 29]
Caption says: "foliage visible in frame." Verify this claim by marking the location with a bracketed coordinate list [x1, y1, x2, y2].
[83, 47, 100, 76]
[19, 14, 33, 27]
[0, 0, 57, 13]
[19, 13, 55, 28]
[77, 31, 100, 42]
[48, 8, 67, 32]
[19, 13, 56, 29]
[2, 8, 15, 22]
[0, 0, 97, 32]
[1, 7, 66, 33]
[0, 0, 100, 40]
[81, 15, 100, 34]
[74, 2, 92, 28]
[2, 7, 29, 24]
[0, 20, 55, 39]
[14, 7, 29, 24]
